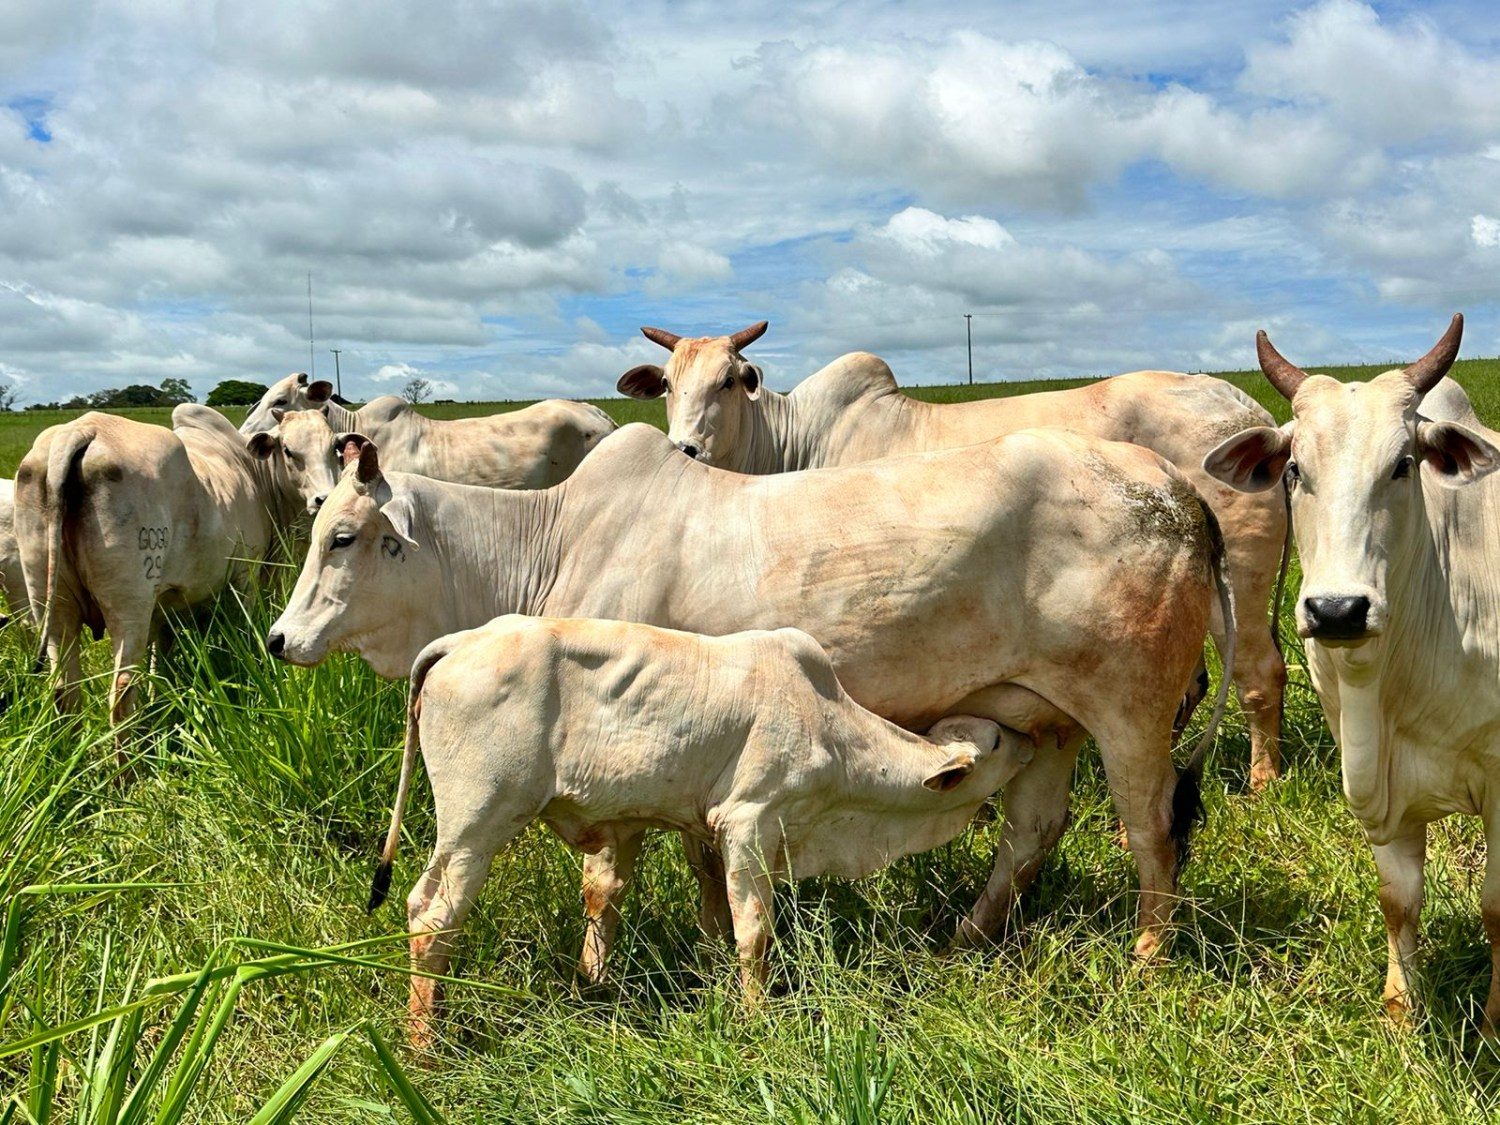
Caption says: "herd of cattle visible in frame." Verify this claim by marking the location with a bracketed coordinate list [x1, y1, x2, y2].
[0, 314, 1496, 1047]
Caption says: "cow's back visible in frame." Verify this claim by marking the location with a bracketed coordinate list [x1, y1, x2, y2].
[544, 426, 1213, 735]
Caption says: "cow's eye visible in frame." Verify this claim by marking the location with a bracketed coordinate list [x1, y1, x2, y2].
[330, 532, 357, 550]
[1392, 455, 1414, 480]
[721, 375, 735, 391]
[287, 451, 302, 466]
[273, 398, 287, 407]
[1285, 462, 1300, 486]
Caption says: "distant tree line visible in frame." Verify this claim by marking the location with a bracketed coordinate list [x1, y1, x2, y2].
[18, 378, 276, 412]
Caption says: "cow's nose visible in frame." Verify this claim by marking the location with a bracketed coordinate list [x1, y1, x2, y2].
[676, 441, 701, 460]
[266, 630, 287, 659]
[313, 494, 327, 509]
[1303, 595, 1371, 640]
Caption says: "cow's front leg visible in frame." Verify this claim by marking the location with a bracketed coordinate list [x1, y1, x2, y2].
[1373, 825, 1426, 1025]
[578, 830, 642, 986]
[1481, 813, 1500, 1035]
[723, 847, 776, 1005]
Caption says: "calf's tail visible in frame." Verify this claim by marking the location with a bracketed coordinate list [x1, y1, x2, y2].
[1169, 499, 1236, 873]
[32, 426, 95, 674]
[367, 637, 453, 912]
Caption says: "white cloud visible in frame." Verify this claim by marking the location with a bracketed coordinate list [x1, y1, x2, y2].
[1473, 215, 1500, 249]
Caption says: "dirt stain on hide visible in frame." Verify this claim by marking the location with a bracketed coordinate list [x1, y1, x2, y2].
[1084, 452, 1208, 553]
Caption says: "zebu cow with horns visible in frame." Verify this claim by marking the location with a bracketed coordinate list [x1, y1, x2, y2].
[619, 321, 1289, 789]
[1204, 314, 1500, 1028]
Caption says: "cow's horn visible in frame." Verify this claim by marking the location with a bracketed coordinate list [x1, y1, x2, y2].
[1256, 330, 1307, 401]
[728, 320, 768, 352]
[1404, 313, 1463, 394]
[641, 326, 682, 351]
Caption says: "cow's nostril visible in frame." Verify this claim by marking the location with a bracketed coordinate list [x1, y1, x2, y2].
[313, 494, 327, 509]
[1303, 595, 1371, 640]
[266, 631, 286, 658]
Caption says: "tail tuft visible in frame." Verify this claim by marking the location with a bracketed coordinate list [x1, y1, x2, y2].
[367, 861, 393, 913]
[1169, 767, 1206, 875]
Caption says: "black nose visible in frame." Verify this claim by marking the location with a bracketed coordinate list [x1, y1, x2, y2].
[676, 442, 700, 460]
[313, 494, 327, 509]
[1303, 595, 1371, 639]
[266, 630, 286, 659]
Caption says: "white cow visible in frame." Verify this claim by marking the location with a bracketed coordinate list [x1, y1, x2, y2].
[245, 408, 343, 514]
[618, 323, 1288, 788]
[14, 405, 306, 746]
[0, 479, 27, 623]
[240, 372, 617, 490]
[270, 423, 1232, 960]
[371, 615, 1035, 1046]
[1203, 314, 1500, 1028]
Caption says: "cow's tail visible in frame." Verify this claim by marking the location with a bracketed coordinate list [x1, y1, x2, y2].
[367, 637, 451, 912]
[32, 426, 94, 675]
[1170, 499, 1236, 873]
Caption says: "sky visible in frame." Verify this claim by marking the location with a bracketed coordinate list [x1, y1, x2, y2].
[1, 0, 1499, 404]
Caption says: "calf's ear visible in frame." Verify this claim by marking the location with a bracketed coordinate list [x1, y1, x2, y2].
[1202, 425, 1293, 492]
[1417, 420, 1500, 486]
[617, 365, 667, 399]
[306, 380, 334, 404]
[922, 751, 976, 792]
[354, 441, 382, 485]
[380, 495, 420, 550]
[246, 432, 280, 460]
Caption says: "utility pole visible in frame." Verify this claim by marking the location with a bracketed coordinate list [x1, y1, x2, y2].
[307, 273, 315, 378]
[329, 348, 342, 398]
[965, 313, 973, 385]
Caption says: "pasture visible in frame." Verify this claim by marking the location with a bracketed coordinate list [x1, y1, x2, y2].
[4, 359, 1500, 1122]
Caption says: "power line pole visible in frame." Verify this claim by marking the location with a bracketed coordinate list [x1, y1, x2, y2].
[329, 349, 342, 399]
[965, 313, 973, 385]
[306, 273, 315, 377]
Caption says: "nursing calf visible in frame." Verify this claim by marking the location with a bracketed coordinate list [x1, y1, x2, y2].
[369, 616, 1035, 1047]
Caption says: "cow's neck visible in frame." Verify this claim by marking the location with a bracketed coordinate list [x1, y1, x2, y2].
[736, 389, 823, 474]
[1327, 485, 1481, 837]
[426, 477, 564, 629]
[324, 401, 361, 433]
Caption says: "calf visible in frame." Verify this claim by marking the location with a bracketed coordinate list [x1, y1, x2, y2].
[367, 615, 1034, 1047]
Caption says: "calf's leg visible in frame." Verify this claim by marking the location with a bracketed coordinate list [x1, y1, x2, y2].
[952, 733, 1083, 949]
[722, 841, 777, 1004]
[1372, 825, 1426, 1025]
[406, 842, 504, 1051]
[578, 829, 643, 986]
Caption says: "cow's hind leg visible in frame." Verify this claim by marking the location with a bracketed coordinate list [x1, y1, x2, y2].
[1373, 825, 1426, 1025]
[43, 606, 83, 715]
[578, 829, 643, 986]
[407, 840, 505, 1051]
[1483, 812, 1500, 1035]
[1219, 503, 1289, 792]
[952, 732, 1083, 949]
[106, 614, 153, 769]
[1098, 727, 1182, 960]
[683, 834, 734, 945]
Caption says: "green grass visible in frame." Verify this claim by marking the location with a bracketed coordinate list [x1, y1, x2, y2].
[4, 363, 1500, 1121]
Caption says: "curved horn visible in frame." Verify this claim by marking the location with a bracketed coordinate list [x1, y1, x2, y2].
[1256, 329, 1307, 401]
[641, 326, 682, 351]
[1404, 313, 1463, 394]
[728, 320, 768, 352]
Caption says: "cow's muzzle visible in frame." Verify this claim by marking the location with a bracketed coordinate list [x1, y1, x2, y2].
[266, 630, 287, 660]
[1302, 595, 1372, 641]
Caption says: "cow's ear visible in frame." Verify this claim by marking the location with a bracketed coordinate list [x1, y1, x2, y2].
[246, 432, 280, 460]
[354, 441, 382, 485]
[922, 751, 976, 792]
[380, 495, 419, 550]
[742, 363, 763, 401]
[1417, 420, 1500, 487]
[307, 380, 334, 404]
[617, 365, 666, 399]
[270, 406, 286, 423]
[337, 432, 371, 467]
[1202, 425, 1293, 493]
